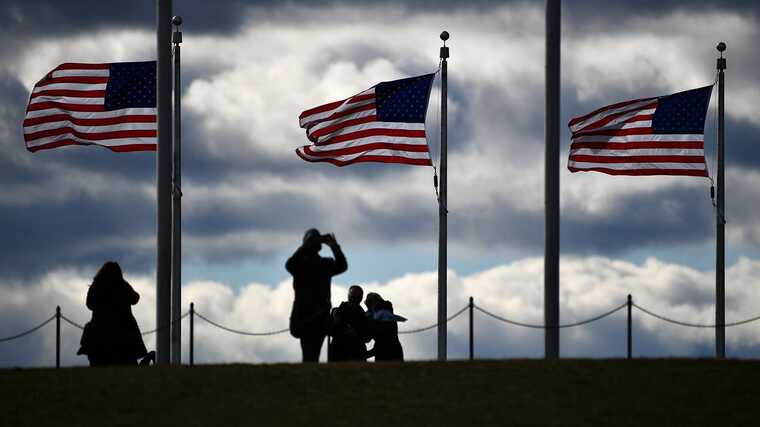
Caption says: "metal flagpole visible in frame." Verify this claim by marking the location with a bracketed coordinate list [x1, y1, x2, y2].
[437, 31, 449, 362]
[544, 0, 561, 360]
[156, 0, 173, 365]
[715, 41, 726, 359]
[170, 15, 183, 365]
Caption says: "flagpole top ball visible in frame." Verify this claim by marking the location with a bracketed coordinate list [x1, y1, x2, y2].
[172, 15, 182, 26]
[716, 42, 726, 52]
[440, 31, 449, 42]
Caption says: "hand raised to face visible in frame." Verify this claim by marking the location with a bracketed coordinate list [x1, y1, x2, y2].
[322, 233, 338, 248]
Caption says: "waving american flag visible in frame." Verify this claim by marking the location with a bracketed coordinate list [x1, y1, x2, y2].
[23, 61, 157, 153]
[297, 73, 436, 166]
[568, 85, 713, 176]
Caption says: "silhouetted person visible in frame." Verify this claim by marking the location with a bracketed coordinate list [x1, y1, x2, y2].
[329, 285, 371, 362]
[365, 292, 405, 362]
[77, 261, 150, 366]
[286, 229, 348, 362]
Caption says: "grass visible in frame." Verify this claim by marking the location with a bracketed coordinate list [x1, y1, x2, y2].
[1, 359, 758, 427]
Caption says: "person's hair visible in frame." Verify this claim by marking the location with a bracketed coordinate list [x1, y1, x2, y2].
[365, 292, 383, 309]
[93, 261, 124, 286]
[348, 285, 363, 303]
[302, 228, 320, 244]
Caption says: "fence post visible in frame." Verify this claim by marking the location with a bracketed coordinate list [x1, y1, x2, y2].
[469, 296, 474, 361]
[55, 306, 61, 369]
[190, 302, 194, 366]
[627, 294, 632, 359]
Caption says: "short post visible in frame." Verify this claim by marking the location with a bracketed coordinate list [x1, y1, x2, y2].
[56, 306, 61, 369]
[627, 295, 632, 359]
[469, 297, 474, 361]
[189, 302, 194, 366]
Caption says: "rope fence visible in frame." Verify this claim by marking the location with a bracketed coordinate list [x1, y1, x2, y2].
[475, 302, 628, 329]
[3, 295, 760, 367]
[632, 303, 760, 328]
[141, 312, 191, 336]
[194, 311, 290, 336]
[59, 314, 85, 330]
[398, 304, 469, 334]
[0, 314, 56, 343]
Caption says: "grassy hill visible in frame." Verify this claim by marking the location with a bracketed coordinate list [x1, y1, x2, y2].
[1, 359, 758, 427]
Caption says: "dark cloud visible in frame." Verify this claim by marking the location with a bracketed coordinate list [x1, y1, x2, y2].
[4, 1, 754, 41]
[562, 186, 714, 254]
[565, 0, 759, 29]
[0, 0, 257, 37]
[0, 189, 155, 278]
[186, 190, 323, 237]
[1, 0, 760, 280]
[723, 119, 760, 169]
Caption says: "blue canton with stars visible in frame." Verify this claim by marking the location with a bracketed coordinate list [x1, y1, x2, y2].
[375, 73, 436, 123]
[652, 85, 713, 134]
[104, 61, 156, 110]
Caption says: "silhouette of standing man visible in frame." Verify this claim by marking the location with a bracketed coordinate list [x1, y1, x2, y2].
[286, 229, 347, 362]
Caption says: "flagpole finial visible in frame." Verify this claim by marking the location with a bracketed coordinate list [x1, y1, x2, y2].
[716, 42, 726, 70]
[172, 16, 183, 45]
[440, 31, 450, 59]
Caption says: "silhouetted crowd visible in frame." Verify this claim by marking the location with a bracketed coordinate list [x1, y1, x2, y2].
[287, 229, 406, 363]
[76, 228, 404, 366]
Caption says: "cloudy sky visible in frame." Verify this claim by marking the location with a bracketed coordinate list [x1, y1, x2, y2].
[1, 0, 759, 367]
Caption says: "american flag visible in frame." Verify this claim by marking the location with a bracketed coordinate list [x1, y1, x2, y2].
[297, 73, 436, 166]
[568, 85, 713, 176]
[23, 61, 157, 153]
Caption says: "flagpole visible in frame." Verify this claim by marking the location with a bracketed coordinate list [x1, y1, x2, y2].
[716, 41, 726, 359]
[156, 0, 173, 365]
[170, 15, 183, 365]
[437, 31, 449, 362]
[544, 0, 561, 360]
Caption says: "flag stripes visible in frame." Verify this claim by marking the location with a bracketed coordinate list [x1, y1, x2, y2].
[567, 86, 713, 177]
[297, 74, 436, 166]
[23, 62, 157, 153]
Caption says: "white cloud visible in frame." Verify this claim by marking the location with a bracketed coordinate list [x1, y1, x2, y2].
[2, 255, 760, 367]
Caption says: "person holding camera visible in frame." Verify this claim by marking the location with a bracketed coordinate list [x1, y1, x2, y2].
[286, 228, 348, 362]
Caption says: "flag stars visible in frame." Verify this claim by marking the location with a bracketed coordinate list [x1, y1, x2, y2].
[375, 74, 435, 123]
[652, 86, 712, 134]
[104, 61, 156, 111]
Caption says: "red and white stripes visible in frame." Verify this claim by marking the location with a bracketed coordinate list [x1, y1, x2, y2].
[568, 96, 708, 176]
[23, 63, 156, 153]
[297, 87, 432, 166]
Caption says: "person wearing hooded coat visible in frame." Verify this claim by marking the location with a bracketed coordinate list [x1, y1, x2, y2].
[77, 261, 149, 366]
[365, 292, 406, 361]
